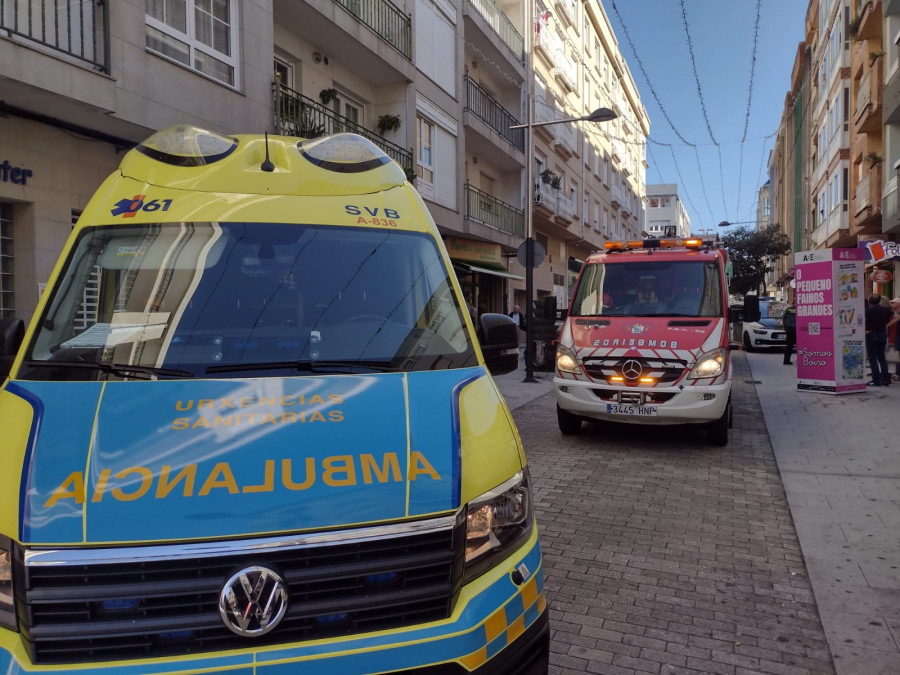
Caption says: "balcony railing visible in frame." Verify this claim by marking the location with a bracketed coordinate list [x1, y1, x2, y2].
[534, 187, 556, 212]
[274, 82, 413, 178]
[465, 184, 525, 237]
[333, 0, 412, 60]
[555, 193, 576, 222]
[1, 0, 109, 71]
[467, 0, 524, 62]
[857, 70, 872, 118]
[552, 48, 577, 91]
[464, 75, 525, 151]
[553, 0, 577, 27]
[553, 122, 577, 157]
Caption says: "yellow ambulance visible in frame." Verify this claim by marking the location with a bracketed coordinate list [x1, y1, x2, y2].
[0, 126, 548, 674]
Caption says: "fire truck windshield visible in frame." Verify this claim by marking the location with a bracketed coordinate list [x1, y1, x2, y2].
[571, 260, 724, 318]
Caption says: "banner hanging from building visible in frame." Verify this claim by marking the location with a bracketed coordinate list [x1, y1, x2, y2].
[794, 248, 866, 395]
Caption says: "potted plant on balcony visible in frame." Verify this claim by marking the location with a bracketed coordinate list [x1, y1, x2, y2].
[540, 169, 554, 184]
[550, 174, 562, 190]
[866, 151, 883, 168]
[319, 88, 338, 105]
[376, 114, 401, 135]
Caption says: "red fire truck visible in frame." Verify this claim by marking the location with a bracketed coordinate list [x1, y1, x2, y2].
[554, 237, 733, 445]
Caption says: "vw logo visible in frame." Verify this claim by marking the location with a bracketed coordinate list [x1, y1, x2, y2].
[219, 566, 288, 637]
[621, 359, 643, 380]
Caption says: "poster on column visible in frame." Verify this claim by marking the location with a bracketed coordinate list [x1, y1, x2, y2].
[793, 248, 866, 394]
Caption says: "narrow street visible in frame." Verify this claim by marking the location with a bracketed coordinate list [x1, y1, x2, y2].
[509, 353, 836, 674]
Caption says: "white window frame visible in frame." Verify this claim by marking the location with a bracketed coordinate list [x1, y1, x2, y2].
[417, 116, 435, 187]
[145, 0, 240, 88]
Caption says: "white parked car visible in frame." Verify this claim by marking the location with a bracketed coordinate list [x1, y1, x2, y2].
[741, 300, 787, 352]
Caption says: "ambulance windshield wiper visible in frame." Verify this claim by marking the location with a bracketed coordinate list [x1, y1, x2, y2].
[206, 359, 401, 374]
[25, 360, 195, 379]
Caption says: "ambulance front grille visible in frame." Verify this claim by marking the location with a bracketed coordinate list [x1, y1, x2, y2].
[15, 517, 465, 664]
[582, 356, 688, 384]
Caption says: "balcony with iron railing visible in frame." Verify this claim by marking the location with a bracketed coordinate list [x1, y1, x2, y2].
[465, 184, 525, 237]
[332, 0, 412, 59]
[274, 82, 413, 177]
[466, 0, 524, 62]
[464, 75, 525, 151]
[0, 0, 109, 71]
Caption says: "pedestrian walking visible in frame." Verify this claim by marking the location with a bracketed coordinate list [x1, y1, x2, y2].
[783, 303, 797, 365]
[864, 294, 894, 386]
[508, 304, 524, 329]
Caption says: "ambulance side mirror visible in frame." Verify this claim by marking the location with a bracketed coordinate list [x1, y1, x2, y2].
[478, 313, 519, 376]
[0, 317, 25, 380]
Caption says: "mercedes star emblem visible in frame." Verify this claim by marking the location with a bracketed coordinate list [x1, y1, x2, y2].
[219, 565, 288, 636]
[621, 359, 643, 380]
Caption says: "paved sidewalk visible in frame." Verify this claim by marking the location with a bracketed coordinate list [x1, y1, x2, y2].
[746, 353, 900, 675]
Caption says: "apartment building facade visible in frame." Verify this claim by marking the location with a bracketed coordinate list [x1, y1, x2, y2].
[771, 0, 898, 299]
[517, 0, 649, 311]
[645, 183, 691, 238]
[0, 0, 647, 325]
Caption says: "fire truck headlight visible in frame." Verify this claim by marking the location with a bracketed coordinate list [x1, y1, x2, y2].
[0, 541, 15, 631]
[556, 345, 579, 374]
[464, 470, 533, 581]
[688, 347, 726, 380]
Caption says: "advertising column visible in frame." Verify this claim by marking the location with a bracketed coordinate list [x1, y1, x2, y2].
[794, 248, 866, 394]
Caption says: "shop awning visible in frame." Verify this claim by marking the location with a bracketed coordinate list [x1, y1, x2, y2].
[453, 262, 523, 281]
[776, 269, 795, 285]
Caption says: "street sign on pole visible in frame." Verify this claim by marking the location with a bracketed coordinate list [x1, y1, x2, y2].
[517, 240, 545, 268]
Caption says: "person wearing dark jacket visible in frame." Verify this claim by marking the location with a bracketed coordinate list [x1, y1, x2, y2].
[783, 304, 797, 365]
[865, 294, 894, 386]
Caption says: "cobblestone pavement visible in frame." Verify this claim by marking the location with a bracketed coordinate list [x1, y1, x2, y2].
[512, 353, 836, 674]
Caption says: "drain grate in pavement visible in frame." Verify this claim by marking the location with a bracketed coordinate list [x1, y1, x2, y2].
[745, 379, 762, 384]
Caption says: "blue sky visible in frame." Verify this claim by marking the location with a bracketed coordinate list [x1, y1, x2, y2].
[605, 0, 809, 234]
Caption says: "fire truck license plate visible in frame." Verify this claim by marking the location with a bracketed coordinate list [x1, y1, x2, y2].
[607, 403, 658, 416]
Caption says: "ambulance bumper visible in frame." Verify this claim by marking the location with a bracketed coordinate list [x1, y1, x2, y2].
[555, 377, 731, 425]
[0, 533, 548, 675]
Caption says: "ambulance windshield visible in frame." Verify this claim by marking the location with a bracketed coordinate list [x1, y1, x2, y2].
[21, 223, 477, 380]
[571, 260, 724, 318]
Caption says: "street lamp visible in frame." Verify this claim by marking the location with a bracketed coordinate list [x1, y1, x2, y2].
[717, 220, 768, 227]
[511, 106, 618, 382]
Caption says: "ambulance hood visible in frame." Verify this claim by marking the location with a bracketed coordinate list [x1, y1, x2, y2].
[566, 316, 726, 357]
[12, 368, 498, 545]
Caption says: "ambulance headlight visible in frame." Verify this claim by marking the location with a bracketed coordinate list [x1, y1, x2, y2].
[688, 347, 726, 380]
[556, 345, 579, 374]
[464, 470, 533, 581]
[0, 540, 15, 631]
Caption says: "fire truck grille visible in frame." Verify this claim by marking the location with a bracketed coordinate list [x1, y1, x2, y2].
[582, 357, 689, 384]
[15, 519, 464, 664]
